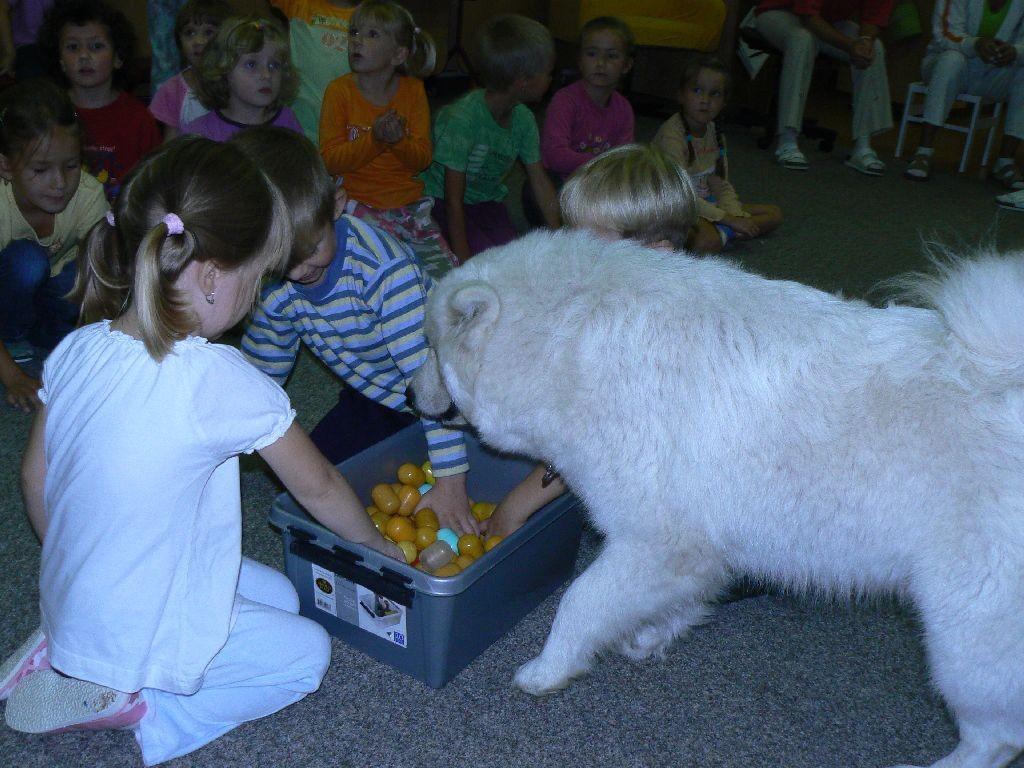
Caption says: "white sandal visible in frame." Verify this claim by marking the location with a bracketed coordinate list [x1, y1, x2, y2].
[774, 145, 809, 170]
[845, 149, 886, 176]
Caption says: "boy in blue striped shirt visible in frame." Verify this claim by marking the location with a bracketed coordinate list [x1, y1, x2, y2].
[233, 127, 479, 534]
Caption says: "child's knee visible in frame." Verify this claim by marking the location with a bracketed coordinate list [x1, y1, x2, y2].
[0, 240, 50, 291]
[294, 620, 331, 689]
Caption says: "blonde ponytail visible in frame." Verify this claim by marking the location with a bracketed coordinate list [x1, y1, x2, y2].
[74, 136, 291, 361]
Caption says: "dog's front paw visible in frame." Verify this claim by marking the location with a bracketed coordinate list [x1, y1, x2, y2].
[513, 655, 577, 696]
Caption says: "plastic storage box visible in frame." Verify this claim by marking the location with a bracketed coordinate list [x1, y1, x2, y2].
[269, 425, 584, 688]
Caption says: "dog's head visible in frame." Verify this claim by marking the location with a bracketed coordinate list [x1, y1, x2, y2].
[406, 278, 500, 429]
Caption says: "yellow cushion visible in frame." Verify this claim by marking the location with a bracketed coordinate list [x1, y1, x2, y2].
[549, 0, 726, 51]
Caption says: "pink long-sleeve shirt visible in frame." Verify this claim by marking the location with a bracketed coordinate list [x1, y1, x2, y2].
[540, 79, 635, 178]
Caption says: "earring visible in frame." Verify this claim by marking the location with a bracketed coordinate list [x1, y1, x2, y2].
[205, 290, 215, 305]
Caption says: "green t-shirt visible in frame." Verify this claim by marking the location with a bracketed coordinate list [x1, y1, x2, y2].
[272, 0, 354, 144]
[421, 89, 541, 204]
[978, 0, 1011, 39]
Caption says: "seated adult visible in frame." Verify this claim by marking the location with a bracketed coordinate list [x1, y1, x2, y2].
[902, 0, 1024, 185]
[754, 0, 895, 174]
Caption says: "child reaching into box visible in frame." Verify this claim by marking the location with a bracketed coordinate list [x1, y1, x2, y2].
[183, 15, 302, 141]
[38, 0, 161, 200]
[148, 0, 231, 140]
[0, 78, 108, 411]
[421, 14, 561, 264]
[319, 0, 457, 279]
[484, 143, 700, 537]
[653, 55, 782, 253]
[0, 136, 400, 764]
[233, 126, 479, 535]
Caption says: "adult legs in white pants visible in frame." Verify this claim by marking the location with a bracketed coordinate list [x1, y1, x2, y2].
[754, 9, 893, 171]
[906, 50, 1024, 185]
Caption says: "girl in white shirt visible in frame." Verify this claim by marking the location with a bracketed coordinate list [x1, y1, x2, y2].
[0, 136, 400, 766]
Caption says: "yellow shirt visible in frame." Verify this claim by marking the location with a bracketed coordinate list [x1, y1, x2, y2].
[0, 172, 109, 276]
[319, 74, 432, 210]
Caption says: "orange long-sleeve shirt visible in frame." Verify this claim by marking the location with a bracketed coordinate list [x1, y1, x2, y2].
[319, 74, 432, 210]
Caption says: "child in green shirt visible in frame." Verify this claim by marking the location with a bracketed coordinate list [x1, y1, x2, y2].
[421, 14, 560, 264]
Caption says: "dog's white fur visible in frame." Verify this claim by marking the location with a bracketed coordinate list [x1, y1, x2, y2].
[408, 230, 1024, 768]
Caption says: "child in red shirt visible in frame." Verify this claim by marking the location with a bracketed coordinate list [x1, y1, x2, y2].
[38, 0, 161, 200]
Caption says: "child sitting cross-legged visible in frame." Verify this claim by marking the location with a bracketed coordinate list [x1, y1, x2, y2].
[319, 0, 457, 279]
[0, 78, 108, 412]
[523, 15, 636, 226]
[148, 0, 232, 140]
[653, 55, 782, 253]
[38, 0, 161, 200]
[233, 126, 481, 535]
[482, 142, 700, 538]
[0, 136, 402, 764]
[183, 15, 302, 141]
[421, 14, 561, 264]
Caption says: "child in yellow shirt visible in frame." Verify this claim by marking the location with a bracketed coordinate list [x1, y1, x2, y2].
[319, 0, 456, 278]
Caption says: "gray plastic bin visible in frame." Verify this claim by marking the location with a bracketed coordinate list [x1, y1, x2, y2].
[269, 424, 584, 688]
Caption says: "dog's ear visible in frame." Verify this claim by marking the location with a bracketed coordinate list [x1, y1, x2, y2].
[446, 282, 500, 352]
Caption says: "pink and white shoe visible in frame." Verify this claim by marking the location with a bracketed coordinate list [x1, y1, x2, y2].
[4, 669, 146, 734]
[0, 628, 49, 701]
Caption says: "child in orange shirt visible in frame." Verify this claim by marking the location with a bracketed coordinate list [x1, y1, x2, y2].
[318, 0, 456, 278]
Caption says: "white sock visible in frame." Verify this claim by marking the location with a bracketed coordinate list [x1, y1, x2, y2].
[994, 157, 1015, 171]
[853, 136, 872, 154]
[777, 129, 798, 149]
[915, 146, 934, 157]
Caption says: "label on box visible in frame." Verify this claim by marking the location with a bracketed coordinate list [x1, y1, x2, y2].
[309, 564, 408, 648]
[311, 564, 337, 616]
[355, 584, 408, 648]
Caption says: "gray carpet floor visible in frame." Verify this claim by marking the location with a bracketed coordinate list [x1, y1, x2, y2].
[2, 108, 1024, 767]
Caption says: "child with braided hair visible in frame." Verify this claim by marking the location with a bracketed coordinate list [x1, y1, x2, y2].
[653, 55, 782, 253]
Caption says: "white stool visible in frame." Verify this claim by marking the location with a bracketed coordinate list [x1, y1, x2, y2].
[895, 81, 1003, 173]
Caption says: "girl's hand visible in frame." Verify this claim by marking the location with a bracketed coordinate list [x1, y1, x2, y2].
[415, 473, 479, 535]
[364, 532, 406, 562]
[3, 368, 41, 413]
[722, 215, 760, 239]
[373, 110, 406, 144]
[848, 36, 874, 68]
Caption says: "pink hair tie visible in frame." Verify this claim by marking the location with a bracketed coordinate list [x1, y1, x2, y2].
[105, 210, 115, 226]
[162, 213, 185, 235]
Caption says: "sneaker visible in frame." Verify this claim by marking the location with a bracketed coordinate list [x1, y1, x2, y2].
[4, 669, 146, 734]
[0, 628, 48, 701]
[996, 189, 1024, 211]
[4, 339, 34, 365]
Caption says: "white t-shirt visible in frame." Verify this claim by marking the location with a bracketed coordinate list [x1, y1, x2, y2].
[38, 321, 295, 694]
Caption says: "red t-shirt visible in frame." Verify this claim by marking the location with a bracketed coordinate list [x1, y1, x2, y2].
[76, 91, 162, 200]
[756, 0, 895, 27]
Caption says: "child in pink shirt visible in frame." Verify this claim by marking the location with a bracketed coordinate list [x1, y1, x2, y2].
[541, 16, 635, 179]
[148, 0, 231, 140]
[526, 16, 634, 224]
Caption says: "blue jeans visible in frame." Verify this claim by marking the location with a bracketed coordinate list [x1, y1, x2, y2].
[0, 240, 80, 350]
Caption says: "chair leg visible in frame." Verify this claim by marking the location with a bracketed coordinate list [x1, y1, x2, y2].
[980, 101, 1003, 168]
[894, 83, 920, 159]
[960, 99, 982, 173]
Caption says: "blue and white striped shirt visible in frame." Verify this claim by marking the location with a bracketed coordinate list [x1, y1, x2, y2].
[241, 215, 468, 476]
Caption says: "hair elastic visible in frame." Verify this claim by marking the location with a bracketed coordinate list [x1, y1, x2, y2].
[162, 213, 185, 235]
[413, 26, 420, 34]
[105, 210, 115, 226]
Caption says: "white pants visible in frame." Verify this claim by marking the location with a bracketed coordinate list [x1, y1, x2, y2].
[921, 50, 1024, 140]
[135, 558, 331, 766]
[755, 10, 894, 140]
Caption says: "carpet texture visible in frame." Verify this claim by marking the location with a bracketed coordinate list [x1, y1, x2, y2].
[1, 113, 1022, 768]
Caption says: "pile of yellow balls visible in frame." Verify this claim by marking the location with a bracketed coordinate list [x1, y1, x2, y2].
[367, 461, 503, 577]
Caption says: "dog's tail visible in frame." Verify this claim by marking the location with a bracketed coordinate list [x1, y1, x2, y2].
[902, 249, 1024, 383]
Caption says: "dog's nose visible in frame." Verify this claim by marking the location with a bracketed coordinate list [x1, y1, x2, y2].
[404, 384, 461, 422]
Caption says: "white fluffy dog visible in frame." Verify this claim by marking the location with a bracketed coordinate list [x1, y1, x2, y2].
[407, 229, 1024, 768]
